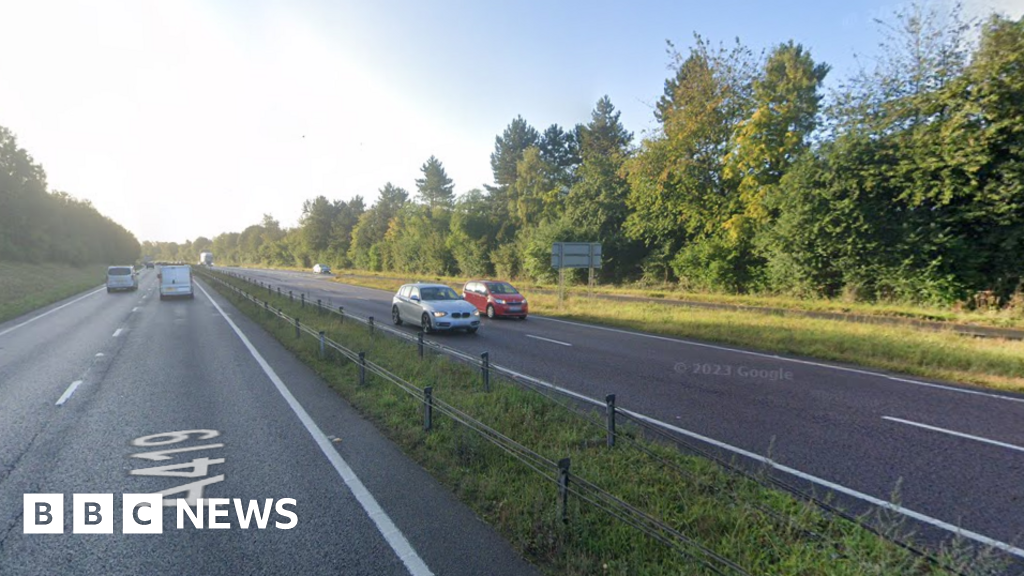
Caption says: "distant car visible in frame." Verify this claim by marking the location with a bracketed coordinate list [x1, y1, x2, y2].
[392, 283, 480, 334]
[313, 263, 332, 274]
[106, 266, 138, 293]
[158, 265, 194, 300]
[144, 262, 155, 269]
[462, 280, 528, 319]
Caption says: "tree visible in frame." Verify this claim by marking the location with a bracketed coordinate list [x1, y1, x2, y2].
[349, 183, 408, 270]
[415, 156, 455, 210]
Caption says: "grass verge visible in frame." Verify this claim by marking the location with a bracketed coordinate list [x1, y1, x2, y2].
[325, 271, 1024, 393]
[322, 268, 1024, 329]
[0, 261, 105, 324]
[203, 269, 1003, 576]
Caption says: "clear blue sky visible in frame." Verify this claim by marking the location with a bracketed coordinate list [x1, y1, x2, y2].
[0, 0, 1019, 242]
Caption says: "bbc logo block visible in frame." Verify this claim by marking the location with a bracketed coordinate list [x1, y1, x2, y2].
[24, 494, 163, 534]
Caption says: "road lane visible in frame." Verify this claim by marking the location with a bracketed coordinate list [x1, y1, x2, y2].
[0, 274, 540, 576]
[225, 266, 1024, 559]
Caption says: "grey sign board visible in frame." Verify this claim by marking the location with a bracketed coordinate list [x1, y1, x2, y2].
[551, 242, 602, 269]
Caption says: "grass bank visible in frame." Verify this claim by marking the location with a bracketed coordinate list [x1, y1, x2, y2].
[202, 269, 999, 576]
[0, 261, 105, 324]
[327, 271, 1024, 393]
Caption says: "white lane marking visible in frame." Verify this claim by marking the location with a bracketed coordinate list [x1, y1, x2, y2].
[531, 315, 1024, 404]
[883, 416, 1024, 454]
[95, 353, 104, 357]
[622, 410, 1024, 559]
[112, 328, 123, 338]
[0, 287, 105, 338]
[492, 363, 1024, 559]
[132, 307, 139, 312]
[525, 334, 572, 347]
[55, 380, 83, 406]
[198, 283, 433, 576]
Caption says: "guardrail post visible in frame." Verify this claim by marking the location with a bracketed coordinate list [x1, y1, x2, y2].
[358, 352, 366, 386]
[267, 283, 271, 295]
[418, 331, 424, 358]
[338, 306, 344, 324]
[558, 458, 571, 524]
[264, 300, 269, 316]
[277, 287, 281, 297]
[317, 299, 322, 316]
[294, 317, 300, 339]
[423, 386, 433, 431]
[318, 331, 325, 359]
[301, 293, 305, 309]
[289, 290, 293, 303]
[606, 394, 616, 448]
[368, 316, 374, 335]
[480, 352, 490, 392]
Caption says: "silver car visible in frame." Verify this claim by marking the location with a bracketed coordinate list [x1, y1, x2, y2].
[392, 283, 480, 334]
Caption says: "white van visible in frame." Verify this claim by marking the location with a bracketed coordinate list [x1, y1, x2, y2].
[106, 266, 138, 293]
[158, 265, 194, 300]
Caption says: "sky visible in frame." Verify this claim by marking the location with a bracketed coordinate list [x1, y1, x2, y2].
[1, 0, 1022, 243]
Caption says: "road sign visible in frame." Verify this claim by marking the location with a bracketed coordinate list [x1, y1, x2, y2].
[551, 242, 602, 269]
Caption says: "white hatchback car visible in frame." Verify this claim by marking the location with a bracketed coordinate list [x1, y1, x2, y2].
[392, 283, 480, 334]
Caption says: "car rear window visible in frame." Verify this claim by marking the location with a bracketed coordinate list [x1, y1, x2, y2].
[108, 267, 132, 276]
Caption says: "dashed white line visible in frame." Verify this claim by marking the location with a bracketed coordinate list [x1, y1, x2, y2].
[531, 315, 1024, 403]
[132, 307, 139, 312]
[95, 353, 105, 357]
[0, 287, 105, 338]
[525, 334, 572, 347]
[198, 283, 433, 576]
[491, 363, 1024, 559]
[883, 416, 1024, 454]
[112, 328, 123, 338]
[55, 381, 83, 406]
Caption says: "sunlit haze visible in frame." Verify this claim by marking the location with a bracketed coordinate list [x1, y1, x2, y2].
[1, 0, 1021, 243]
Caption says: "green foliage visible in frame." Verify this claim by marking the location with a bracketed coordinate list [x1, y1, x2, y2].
[144, 6, 1022, 310]
[0, 126, 139, 264]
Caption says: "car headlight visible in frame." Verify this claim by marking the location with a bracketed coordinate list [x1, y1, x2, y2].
[472, 309, 480, 316]
[432, 311, 447, 318]
[494, 298, 506, 304]
[521, 299, 527, 305]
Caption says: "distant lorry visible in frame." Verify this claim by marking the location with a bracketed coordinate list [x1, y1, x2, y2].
[198, 252, 214, 266]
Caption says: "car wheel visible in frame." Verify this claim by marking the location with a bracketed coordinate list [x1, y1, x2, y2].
[467, 327, 478, 334]
[392, 305, 403, 326]
[107, 288, 112, 293]
[421, 313, 432, 334]
[189, 292, 195, 299]
[159, 294, 165, 301]
[520, 315, 527, 320]
[486, 305, 496, 319]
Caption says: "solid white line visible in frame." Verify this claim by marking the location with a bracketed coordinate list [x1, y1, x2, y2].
[619, 409, 1024, 559]
[883, 416, 1024, 454]
[491, 364, 1024, 559]
[112, 328, 123, 338]
[531, 315, 1024, 403]
[197, 283, 433, 576]
[0, 287, 105, 338]
[525, 334, 572, 347]
[55, 380, 83, 406]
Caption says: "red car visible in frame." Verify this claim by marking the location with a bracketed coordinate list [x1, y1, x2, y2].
[462, 280, 528, 319]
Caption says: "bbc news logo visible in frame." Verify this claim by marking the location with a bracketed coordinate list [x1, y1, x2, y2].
[24, 494, 297, 534]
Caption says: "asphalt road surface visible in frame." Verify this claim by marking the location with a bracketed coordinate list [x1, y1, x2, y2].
[226, 266, 1024, 566]
[0, 269, 540, 576]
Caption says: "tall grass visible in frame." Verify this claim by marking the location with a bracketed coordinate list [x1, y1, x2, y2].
[0, 262, 105, 324]
[204, 269, 1004, 576]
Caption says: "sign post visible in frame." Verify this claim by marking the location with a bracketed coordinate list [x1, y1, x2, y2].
[551, 242, 602, 309]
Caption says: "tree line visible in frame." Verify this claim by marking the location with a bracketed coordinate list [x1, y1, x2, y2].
[0, 126, 140, 265]
[148, 6, 1024, 306]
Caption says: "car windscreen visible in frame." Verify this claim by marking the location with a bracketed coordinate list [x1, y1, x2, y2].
[108, 267, 132, 276]
[420, 287, 460, 301]
[487, 282, 518, 295]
